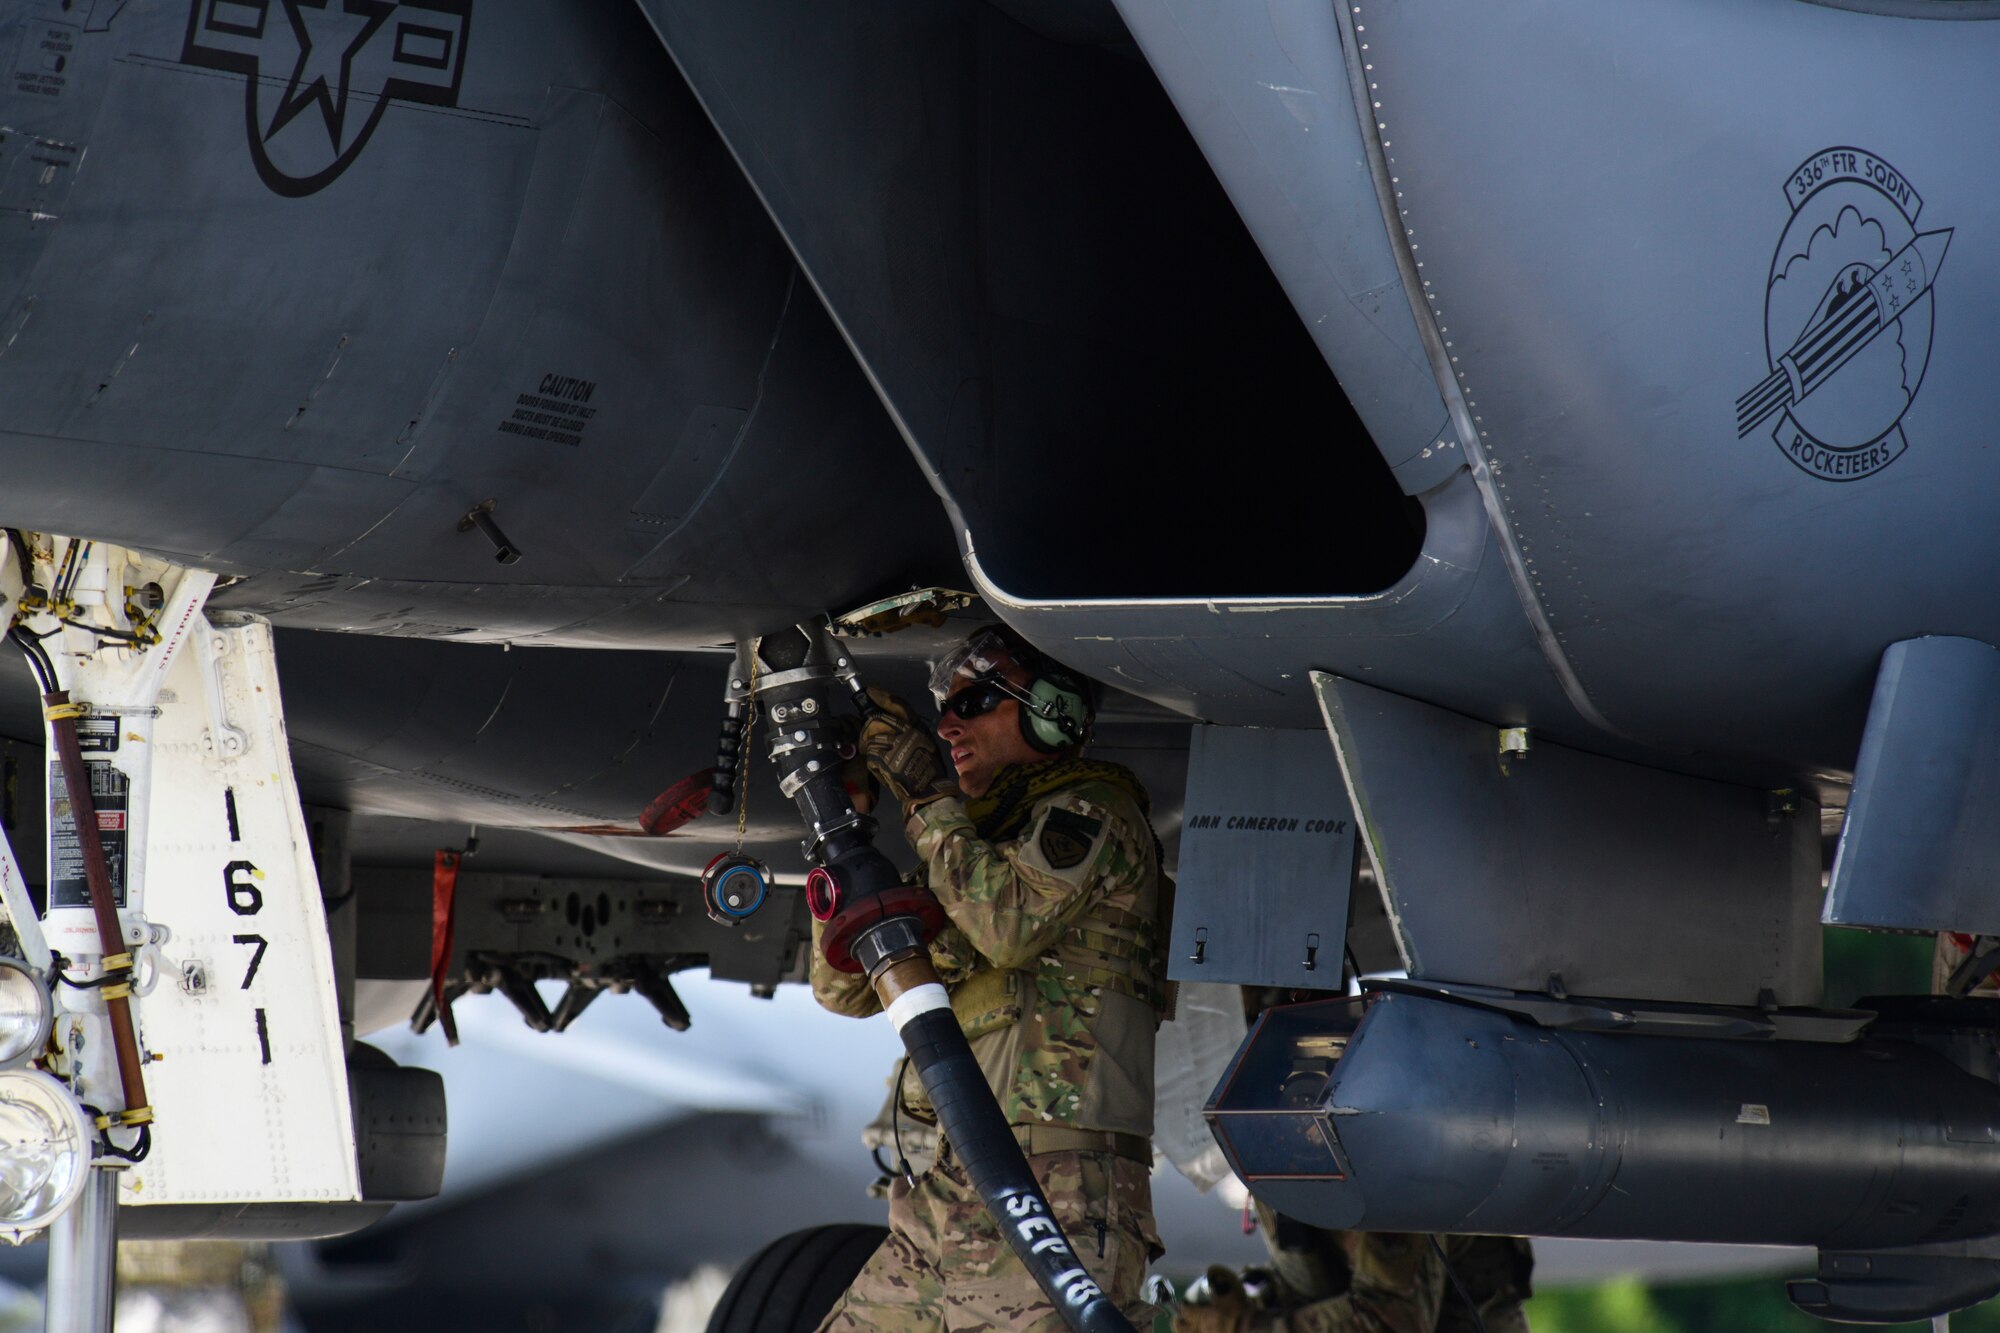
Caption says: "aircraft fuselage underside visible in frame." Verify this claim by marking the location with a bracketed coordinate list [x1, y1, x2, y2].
[5, 1, 2000, 1325]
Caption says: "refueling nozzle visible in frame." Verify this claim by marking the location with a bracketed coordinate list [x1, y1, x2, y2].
[735, 624, 945, 958]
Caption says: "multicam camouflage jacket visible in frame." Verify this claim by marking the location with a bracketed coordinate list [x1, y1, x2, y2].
[810, 762, 1165, 1137]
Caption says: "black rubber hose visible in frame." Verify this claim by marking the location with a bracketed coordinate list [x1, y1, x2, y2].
[895, 1003, 1137, 1333]
[1948, 938, 2000, 997]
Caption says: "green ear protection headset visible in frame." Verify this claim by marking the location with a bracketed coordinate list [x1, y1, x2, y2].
[1012, 662, 1090, 752]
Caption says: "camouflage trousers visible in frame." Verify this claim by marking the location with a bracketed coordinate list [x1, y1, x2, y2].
[817, 1147, 1163, 1331]
[1267, 1232, 1438, 1333]
[1278, 1234, 1531, 1333]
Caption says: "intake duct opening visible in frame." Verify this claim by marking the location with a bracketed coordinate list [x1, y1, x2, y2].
[963, 7, 1424, 600]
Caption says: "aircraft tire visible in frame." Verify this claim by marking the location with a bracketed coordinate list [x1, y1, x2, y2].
[703, 1222, 888, 1333]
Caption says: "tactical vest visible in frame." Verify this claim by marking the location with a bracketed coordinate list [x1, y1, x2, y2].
[948, 899, 1169, 1038]
[901, 860, 1172, 1138]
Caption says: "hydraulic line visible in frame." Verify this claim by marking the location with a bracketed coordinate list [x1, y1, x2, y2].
[744, 624, 1136, 1333]
[43, 690, 150, 1128]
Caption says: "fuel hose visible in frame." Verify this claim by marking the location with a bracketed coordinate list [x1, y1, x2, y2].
[743, 624, 1136, 1333]
[869, 948, 1137, 1332]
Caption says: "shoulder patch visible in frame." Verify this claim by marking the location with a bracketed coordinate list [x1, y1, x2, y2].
[1039, 807, 1103, 870]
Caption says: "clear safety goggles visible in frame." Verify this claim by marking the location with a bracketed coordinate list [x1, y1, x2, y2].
[927, 629, 1020, 708]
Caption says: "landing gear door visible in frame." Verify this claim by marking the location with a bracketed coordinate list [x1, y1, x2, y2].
[107, 615, 360, 1208]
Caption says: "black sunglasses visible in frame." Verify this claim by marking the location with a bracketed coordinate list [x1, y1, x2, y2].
[939, 680, 1016, 721]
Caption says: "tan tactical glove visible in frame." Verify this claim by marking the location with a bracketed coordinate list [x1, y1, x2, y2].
[1344, 1230, 1429, 1293]
[1172, 1266, 1253, 1333]
[826, 715, 879, 814]
[860, 688, 956, 810]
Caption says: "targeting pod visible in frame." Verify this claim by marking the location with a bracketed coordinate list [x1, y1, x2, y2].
[700, 852, 770, 926]
[1210, 987, 2000, 1324]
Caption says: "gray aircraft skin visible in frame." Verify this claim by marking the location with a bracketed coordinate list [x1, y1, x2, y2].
[5, 0, 2000, 1325]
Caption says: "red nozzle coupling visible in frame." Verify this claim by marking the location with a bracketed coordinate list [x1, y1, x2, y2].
[806, 867, 841, 922]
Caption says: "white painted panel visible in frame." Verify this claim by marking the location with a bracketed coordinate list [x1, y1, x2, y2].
[106, 616, 358, 1206]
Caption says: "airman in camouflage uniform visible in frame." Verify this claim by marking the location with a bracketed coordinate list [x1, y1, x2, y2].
[812, 625, 1166, 1332]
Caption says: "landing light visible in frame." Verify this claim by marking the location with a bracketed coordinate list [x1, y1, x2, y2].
[0, 1070, 91, 1240]
[0, 958, 53, 1069]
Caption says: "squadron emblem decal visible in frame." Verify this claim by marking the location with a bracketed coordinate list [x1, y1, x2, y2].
[1737, 148, 1952, 481]
[181, 0, 472, 198]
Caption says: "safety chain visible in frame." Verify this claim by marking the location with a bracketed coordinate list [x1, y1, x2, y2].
[734, 651, 758, 852]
